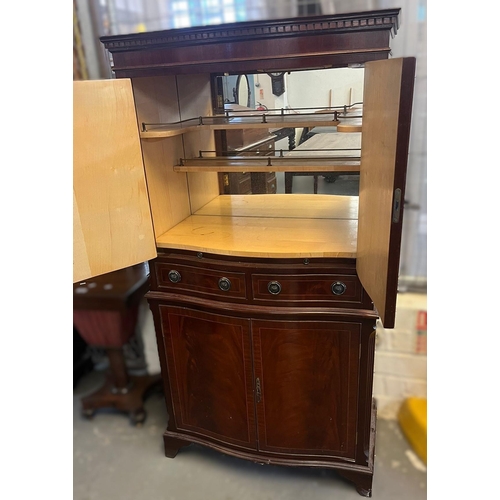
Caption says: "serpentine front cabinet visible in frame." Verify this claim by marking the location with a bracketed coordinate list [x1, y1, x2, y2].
[73, 8, 415, 497]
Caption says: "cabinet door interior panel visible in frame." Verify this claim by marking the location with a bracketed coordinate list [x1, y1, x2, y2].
[73, 80, 157, 282]
[356, 57, 416, 328]
[253, 320, 360, 459]
[159, 306, 257, 450]
[73, 191, 92, 282]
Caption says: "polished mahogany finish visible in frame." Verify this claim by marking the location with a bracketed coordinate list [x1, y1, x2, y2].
[155, 261, 247, 301]
[146, 249, 378, 495]
[73, 262, 150, 313]
[252, 319, 360, 459]
[101, 9, 400, 78]
[99, 8, 410, 496]
[151, 250, 372, 310]
[158, 306, 257, 450]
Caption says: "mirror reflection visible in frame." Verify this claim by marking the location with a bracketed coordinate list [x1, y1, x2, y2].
[219, 68, 364, 196]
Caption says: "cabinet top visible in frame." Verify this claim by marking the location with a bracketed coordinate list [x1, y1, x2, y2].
[100, 9, 401, 78]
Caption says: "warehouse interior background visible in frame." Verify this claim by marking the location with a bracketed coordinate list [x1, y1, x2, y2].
[4, 1, 499, 499]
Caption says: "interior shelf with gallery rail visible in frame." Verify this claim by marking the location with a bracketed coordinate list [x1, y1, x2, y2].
[174, 148, 361, 172]
[140, 105, 363, 139]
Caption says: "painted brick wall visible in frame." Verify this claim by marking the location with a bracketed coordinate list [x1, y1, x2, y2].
[374, 292, 427, 419]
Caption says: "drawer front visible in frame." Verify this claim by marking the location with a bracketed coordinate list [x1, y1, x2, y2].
[156, 263, 247, 300]
[251, 274, 362, 304]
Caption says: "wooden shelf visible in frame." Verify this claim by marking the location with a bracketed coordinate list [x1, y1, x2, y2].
[155, 194, 358, 258]
[141, 124, 199, 139]
[175, 130, 362, 173]
[337, 118, 362, 133]
[139, 114, 357, 139]
[174, 156, 360, 173]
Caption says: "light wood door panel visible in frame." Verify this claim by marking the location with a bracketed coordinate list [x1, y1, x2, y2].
[73, 79, 157, 282]
[356, 57, 416, 328]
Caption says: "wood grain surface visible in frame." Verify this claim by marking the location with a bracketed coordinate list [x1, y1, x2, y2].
[253, 319, 360, 458]
[356, 57, 416, 327]
[141, 115, 342, 139]
[159, 306, 257, 450]
[194, 194, 359, 219]
[73, 80, 156, 282]
[155, 214, 358, 258]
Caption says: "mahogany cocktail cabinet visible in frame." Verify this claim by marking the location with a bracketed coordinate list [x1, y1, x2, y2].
[74, 8, 415, 496]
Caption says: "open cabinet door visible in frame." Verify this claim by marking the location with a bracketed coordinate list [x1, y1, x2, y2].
[73, 80, 157, 283]
[356, 57, 416, 328]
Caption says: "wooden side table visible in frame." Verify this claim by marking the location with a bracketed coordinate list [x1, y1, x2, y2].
[73, 262, 162, 426]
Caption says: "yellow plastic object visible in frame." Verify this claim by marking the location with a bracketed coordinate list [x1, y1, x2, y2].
[398, 397, 427, 463]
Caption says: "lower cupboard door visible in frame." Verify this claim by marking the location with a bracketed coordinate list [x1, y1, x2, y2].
[252, 319, 360, 460]
[159, 305, 257, 451]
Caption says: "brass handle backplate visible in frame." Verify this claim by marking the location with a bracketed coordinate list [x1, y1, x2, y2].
[256, 378, 261, 403]
[331, 281, 347, 295]
[218, 277, 232, 291]
[168, 270, 181, 283]
[267, 281, 282, 295]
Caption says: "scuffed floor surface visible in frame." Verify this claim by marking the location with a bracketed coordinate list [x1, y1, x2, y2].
[74, 370, 426, 500]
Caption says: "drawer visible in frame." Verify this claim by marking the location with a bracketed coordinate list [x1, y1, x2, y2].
[156, 263, 247, 300]
[251, 274, 362, 305]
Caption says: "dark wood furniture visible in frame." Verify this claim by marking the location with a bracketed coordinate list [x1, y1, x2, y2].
[73, 263, 161, 426]
[73, 9, 415, 496]
[147, 250, 377, 484]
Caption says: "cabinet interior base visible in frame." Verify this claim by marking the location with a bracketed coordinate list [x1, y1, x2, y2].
[155, 194, 359, 258]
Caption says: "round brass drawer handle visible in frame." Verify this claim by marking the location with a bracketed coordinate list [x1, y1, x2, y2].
[331, 281, 347, 295]
[168, 270, 181, 283]
[267, 281, 282, 295]
[218, 277, 232, 291]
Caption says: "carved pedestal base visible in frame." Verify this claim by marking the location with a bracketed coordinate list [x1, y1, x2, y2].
[81, 372, 162, 426]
